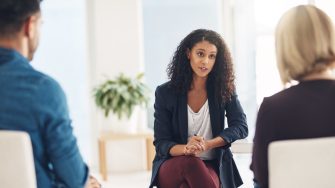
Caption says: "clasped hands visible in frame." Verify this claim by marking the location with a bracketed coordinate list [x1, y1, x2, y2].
[183, 135, 209, 156]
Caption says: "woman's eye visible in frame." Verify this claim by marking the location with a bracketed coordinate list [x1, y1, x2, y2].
[209, 54, 216, 59]
[197, 52, 204, 57]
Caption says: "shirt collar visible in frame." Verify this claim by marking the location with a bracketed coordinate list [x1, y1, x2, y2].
[0, 47, 29, 65]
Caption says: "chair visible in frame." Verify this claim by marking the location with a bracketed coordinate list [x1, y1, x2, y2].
[0, 131, 37, 188]
[268, 137, 335, 188]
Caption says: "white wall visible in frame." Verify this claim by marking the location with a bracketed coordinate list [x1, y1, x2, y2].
[88, 0, 147, 172]
[32, 0, 92, 164]
[88, 0, 229, 172]
[142, 0, 258, 138]
[232, 0, 257, 139]
[32, 0, 260, 173]
[33, 0, 149, 172]
[142, 0, 222, 128]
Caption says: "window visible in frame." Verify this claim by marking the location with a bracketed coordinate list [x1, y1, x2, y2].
[254, 0, 309, 104]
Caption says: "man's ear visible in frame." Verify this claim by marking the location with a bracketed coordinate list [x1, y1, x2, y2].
[22, 17, 32, 37]
[23, 15, 38, 39]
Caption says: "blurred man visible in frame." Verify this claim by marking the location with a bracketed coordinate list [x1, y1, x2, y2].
[0, 0, 100, 187]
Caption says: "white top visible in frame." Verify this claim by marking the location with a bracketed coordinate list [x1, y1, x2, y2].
[187, 100, 215, 160]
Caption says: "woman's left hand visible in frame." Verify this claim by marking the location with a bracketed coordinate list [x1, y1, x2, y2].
[185, 136, 209, 155]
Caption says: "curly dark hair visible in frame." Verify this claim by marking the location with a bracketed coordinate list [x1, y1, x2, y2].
[167, 29, 235, 103]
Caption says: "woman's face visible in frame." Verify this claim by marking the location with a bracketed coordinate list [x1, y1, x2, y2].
[187, 40, 217, 79]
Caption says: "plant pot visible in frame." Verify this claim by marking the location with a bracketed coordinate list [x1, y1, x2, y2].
[108, 107, 139, 134]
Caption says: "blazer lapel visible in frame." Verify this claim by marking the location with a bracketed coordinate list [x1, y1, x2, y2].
[178, 93, 188, 144]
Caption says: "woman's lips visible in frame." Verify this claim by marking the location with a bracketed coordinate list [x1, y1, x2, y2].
[199, 67, 208, 72]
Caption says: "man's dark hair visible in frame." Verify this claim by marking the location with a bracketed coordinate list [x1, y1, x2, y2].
[0, 0, 42, 37]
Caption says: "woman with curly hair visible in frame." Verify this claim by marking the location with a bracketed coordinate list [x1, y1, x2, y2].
[149, 29, 248, 188]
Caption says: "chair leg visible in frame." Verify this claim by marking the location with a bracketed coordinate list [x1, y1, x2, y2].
[98, 140, 108, 181]
[146, 137, 154, 170]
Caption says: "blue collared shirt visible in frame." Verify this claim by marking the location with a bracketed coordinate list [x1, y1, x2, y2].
[0, 47, 88, 188]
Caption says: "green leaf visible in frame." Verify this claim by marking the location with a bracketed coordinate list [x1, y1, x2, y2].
[93, 72, 151, 120]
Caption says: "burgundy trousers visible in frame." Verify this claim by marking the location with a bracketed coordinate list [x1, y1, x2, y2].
[158, 156, 220, 188]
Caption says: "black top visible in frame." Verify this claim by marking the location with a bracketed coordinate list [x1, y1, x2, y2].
[149, 81, 248, 188]
[251, 79, 335, 188]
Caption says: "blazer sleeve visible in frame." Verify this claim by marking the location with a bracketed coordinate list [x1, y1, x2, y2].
[153, 86, 177, 158]
[219, 94, 248, 146]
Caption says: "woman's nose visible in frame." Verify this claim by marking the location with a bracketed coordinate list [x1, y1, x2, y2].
[202, 57, 209, 64]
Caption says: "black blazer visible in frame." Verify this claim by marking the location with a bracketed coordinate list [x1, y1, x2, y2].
[149, 81, 248, 188]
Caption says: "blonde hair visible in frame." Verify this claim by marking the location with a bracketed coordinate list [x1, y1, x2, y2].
[275, 5, 335, 84]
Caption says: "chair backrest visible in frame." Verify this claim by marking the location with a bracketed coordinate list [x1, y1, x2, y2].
[0, 131, 37, 188]
[268, 137, 335, 188]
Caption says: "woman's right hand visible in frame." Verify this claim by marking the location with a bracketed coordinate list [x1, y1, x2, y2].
[184, 136, 206, 155]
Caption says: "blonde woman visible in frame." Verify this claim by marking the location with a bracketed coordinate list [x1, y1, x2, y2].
[251, 5, 335, 188]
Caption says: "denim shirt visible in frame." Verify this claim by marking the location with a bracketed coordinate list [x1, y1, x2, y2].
[0, 47, 88, 188]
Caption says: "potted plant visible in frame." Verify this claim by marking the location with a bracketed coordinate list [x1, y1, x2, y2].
[94, 73, 150, 132]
